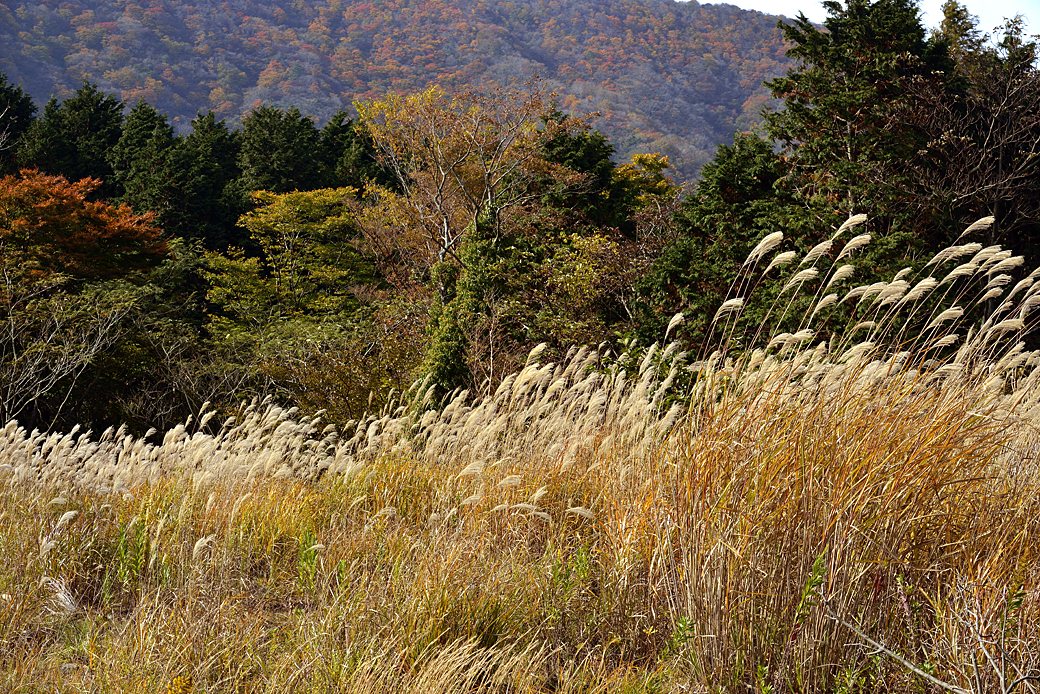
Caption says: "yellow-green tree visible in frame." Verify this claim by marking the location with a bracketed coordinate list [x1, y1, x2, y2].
[355, 83, 580, 293]
[204, 187, 423, 422]
[206, 187, 373, 332]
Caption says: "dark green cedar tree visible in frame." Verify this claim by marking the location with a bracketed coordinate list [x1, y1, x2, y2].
[636, 134, 807, 348]
[639, 0, 957, 354]
[108, 101, 178, 215]
[17, 81, 125, 198]
[319, 112, 394, 190]
[182, 112, 245, 249]
[0, 73, 37, 174]
[236, 105, 323, 194]
[763, 0, 953, 268]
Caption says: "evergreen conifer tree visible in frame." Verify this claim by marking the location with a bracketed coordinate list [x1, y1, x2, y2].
[319, 112, 390, 190]
[182, 112, 244, 248]
[237, 105, 322, 194]
[0, 73, 37, 174]
[764, 0, 952, 266]
[109, 101, 178, 212]
[17, 81, 124, 198]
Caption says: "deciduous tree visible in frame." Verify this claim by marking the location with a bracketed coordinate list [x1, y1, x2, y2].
[0, 170, 166, 280]
[355, 83, 578, 295]
[0, 169, 165, 426]
[897, 12, 1040, 256]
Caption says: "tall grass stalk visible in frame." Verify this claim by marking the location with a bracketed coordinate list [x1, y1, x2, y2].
[2, 216, 1039, 692]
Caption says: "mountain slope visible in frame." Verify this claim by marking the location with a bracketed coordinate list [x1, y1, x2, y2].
[0, 0, 794, 179]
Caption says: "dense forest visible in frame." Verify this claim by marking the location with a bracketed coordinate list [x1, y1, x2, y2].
[1, 0, 1039, 436]
[0, 0, 796, 179]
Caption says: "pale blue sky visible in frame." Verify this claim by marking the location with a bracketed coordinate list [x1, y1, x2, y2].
[706, 0, 1036, 38]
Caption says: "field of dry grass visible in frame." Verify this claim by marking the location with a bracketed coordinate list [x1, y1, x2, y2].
[2, 216, 1039, 693]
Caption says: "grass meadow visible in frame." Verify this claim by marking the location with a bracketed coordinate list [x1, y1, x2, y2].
[2, 216, 1039, 693]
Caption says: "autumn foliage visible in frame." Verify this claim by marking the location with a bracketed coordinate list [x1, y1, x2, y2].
[0, 0, 793, 180]
[0, 169, 166, 282]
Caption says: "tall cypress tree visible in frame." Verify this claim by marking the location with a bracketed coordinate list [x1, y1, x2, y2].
[17, 81, 124, 198]
[0, 73, 37, 175]
[764, 0, 953, 266]
[236, 105, 322, 194]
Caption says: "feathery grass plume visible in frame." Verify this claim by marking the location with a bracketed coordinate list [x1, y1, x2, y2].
[925, 241, 983, 269]
[931, 333, 961, 349]
[191, 534, 214, 562]
[990, 318, 1025, 333]
[971, 245, 1003, 269]
[977, 287, 1004, 304]
[525, 342, 548, 367]
[941, 261, 981, 285]
[961, 215, 996, 237]
[665, 312, 685, 340]
[782, 268, 819, 293]
[712, 299, 744, 323]
[987, 254, 1023, 275]
[901, 277, 938, 305]
[8, 214, 1040, 693]
[824, 263, 855, 290]
[800, 240, 833, 266]
[871, 280, 909, 308]
[835, 233, 871, 261]
[832, 213, 868, 238]
[764, 250, 798, 274]
[744, 231, 784, 266]
[983, 273, 1013, 290]
[838, 284, 867, 305]
[810, 293, 839, 320]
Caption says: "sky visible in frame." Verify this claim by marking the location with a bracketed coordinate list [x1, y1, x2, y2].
[708, 0, 1036, 38]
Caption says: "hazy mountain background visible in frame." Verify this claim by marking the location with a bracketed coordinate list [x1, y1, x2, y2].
[0, 0, 796, 180]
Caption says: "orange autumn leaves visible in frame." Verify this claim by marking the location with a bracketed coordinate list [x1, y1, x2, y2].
[0, 169, 166, 284]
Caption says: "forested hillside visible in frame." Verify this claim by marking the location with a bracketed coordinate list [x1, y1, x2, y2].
[4, 5, 1040, 690]
[0, 0, 1038, 439]
[0, 0, 793, 179]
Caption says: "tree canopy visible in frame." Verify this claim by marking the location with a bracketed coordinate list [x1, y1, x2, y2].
[0, 0, 1038, 430]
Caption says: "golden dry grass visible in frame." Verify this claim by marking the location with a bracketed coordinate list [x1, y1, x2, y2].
[2, 216, 1039, 693]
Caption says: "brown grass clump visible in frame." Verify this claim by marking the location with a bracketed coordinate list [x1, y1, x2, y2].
[2, 215, 1040, 692]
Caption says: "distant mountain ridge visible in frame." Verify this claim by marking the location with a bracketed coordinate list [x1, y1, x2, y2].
[0, 0, 795, 179]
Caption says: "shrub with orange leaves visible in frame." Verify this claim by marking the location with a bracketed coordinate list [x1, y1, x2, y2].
[0, 169, 168, 426]
[0, 169, 166, 283]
